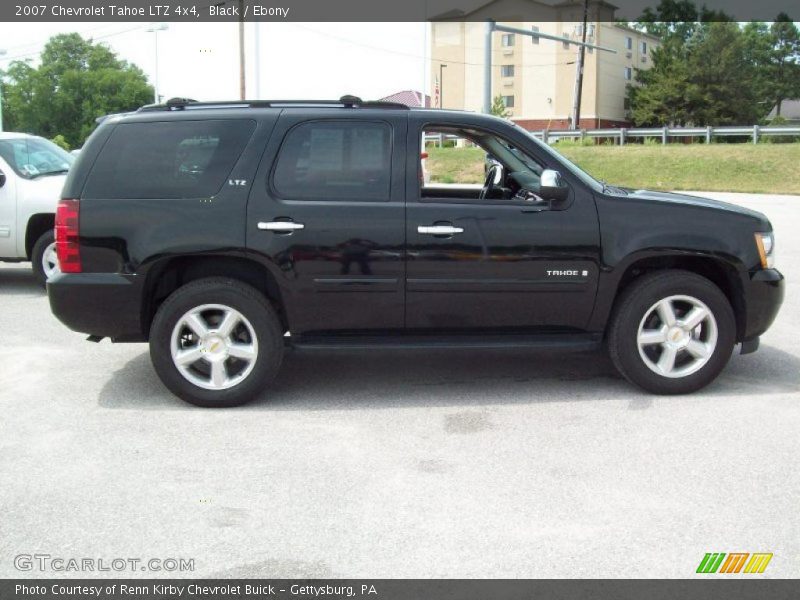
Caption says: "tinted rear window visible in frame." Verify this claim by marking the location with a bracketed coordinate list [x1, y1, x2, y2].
[83, 119, 255, 199]
[272, 120, 392, 201]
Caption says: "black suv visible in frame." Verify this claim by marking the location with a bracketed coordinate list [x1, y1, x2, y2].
[48, 96, 784, 407]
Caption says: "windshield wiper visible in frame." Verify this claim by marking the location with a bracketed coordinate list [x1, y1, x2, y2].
[30, 169, 70, 179]
[602, 181, 629, 195]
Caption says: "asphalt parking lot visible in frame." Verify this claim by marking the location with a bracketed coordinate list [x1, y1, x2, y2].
[1, 192, 798, 579]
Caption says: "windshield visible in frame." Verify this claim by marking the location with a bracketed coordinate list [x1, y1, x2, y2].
[0, 137, 74, 179]
[515, 125, 604, 192]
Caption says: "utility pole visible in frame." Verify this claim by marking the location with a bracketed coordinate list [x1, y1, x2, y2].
[253, 22, 261, 99]
[238, 0, 246, 100]
[439, 63, 447, 108]
[0, 48, 6, 132]
[570, 0, 590, 130]
[483, 20, 494, 114]
[482, 20, 614, 116]
[146, 23, 168, 104]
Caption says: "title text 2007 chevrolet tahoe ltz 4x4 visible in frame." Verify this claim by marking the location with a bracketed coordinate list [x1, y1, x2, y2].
[48, 96, 784, 407]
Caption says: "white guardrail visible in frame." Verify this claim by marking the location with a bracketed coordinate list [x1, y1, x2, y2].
[425, 125, 800, 146]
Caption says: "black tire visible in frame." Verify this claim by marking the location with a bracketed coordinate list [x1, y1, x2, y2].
[149, 277, 284, 407]
[31, 229, 56, 287]
[607, 269, 736, 395]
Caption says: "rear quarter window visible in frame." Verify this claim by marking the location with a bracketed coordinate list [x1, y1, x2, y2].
[83, 119, 256, 199]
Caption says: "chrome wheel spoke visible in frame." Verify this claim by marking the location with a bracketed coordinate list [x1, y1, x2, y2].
[686, 339, 710, 359]
[680, 306, 708, 331]
[656, 299, 677, 327]
[228, 343, 256, 360]
[638, 327, 667, 345]
[657, 344, 678, 374]
[174, 346, 203, 366]
[210, 360, 228, 388]
[216, 310, 240, 338]
[184, 312, 210, 338]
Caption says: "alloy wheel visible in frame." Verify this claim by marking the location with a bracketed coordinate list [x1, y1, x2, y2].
[170, 304, 259, 390]
[42, 242, 60, 279]
[636, 295, 718, 379]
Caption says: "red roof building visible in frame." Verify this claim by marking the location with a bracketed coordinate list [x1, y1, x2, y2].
[379, 90, 431, 108]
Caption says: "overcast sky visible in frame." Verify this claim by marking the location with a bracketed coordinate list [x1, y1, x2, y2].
[0, 22, 431, 101]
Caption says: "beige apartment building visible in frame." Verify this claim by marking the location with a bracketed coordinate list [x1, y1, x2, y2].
[430, 0, 660, 129]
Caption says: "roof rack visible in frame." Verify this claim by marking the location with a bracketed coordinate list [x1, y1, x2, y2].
[138, 95, 410, 112]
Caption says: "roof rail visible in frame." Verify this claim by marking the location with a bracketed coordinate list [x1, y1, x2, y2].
[137, 95, 410, 112]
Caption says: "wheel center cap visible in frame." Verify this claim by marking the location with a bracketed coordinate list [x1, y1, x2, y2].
[203, 335, 226, 355]
[668, 326, 687, 346]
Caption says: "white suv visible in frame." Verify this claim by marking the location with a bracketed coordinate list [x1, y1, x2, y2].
[0, 132, 74, 285]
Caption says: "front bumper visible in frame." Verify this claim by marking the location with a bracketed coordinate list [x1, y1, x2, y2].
[742, 268, 784, 342]
[47, 272, 145, 342]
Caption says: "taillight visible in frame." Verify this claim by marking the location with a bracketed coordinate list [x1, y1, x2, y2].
[55, 199, 81, 273]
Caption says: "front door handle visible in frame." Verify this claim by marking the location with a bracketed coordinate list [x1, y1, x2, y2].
[258, 221, 305, 232]
[418, 225, 464, 235]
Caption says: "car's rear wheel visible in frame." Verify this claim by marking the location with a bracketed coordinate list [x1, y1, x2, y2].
[150, 278, 283, 407]
[32, 230, 58, 287]
[608, 270, 736, 394]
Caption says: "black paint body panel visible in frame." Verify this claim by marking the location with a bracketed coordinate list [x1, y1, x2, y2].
[48, 106, 784, 347]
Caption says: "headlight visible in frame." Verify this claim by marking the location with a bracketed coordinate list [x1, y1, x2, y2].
[754, 232, 775, 269]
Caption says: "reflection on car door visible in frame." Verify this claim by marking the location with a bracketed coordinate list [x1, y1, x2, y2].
[246, 111, 408, 334]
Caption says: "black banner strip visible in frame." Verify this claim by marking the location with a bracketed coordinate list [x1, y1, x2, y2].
[1, 0, 798, 22]
[2, 579, 800, 600]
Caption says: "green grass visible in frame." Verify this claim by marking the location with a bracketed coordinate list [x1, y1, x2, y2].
[426, 146, 486, 184]
[426, 143, 800, 194]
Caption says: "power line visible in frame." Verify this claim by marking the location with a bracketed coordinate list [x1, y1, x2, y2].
[0, 22, 137, 53]
[287, 23, 574, 69]
[0, 24, 149, 62]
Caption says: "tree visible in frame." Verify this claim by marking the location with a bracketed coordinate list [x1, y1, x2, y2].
[684, 22, 762, 125]
[767, 15, 800, 116]
[2, 33, 153, 147]
[490, 94, 510, 118]
[627, 2, 796, 126]
[50, 135, 70, 151]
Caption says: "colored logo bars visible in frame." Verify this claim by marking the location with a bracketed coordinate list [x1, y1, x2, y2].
[697, 553, 773, 574]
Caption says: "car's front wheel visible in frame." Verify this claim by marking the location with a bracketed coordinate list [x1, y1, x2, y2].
[608, 270, 736, 394]
[149, 278, 284, 407]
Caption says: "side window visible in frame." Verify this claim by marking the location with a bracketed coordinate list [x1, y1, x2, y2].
[421, 130, 487, 187]
[272, 120, 392, 201]
[421, 127, 544, 202]
[84, 119, 255, 199]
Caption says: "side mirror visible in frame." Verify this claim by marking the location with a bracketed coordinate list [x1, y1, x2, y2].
[539, 169, 569, 202]
[0, 170, 6, 188]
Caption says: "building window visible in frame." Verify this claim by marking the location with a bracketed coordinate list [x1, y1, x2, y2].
[624, 67, 632, 81]
[640, 41, 648, 54]
[501, 34, 515, 47]
[562, 40, 570, 49]
[501, 95, 515, 108]
[531, 26, 539, 44]
[625, 36, 632, 50]
[587, 46, 594, 54]
[501, 65, 515, 78]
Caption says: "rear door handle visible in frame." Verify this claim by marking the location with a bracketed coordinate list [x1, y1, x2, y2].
[258, 221, 305, 232]
[418, 225, 464, 235]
